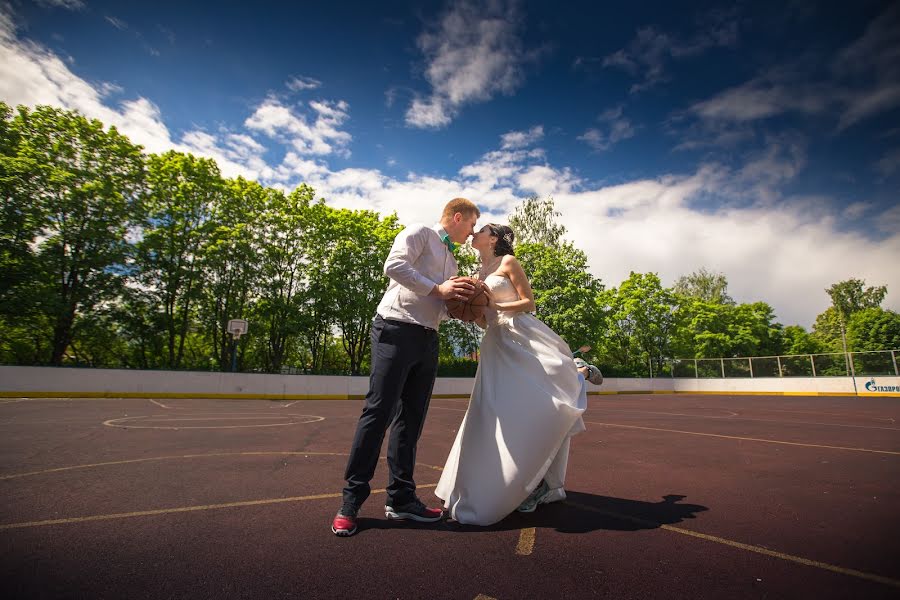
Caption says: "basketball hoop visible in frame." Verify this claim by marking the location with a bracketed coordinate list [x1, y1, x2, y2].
[227, 319, 248, 340]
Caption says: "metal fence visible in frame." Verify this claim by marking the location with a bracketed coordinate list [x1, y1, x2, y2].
[666, 349, 899, 378]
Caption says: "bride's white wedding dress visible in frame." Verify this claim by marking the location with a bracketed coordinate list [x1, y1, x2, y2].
[435, 274, 587, 525]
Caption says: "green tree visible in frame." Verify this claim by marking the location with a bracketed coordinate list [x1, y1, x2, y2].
[816, 279, 888, 354]
[847, 308, 900, 352]
[847, 308, 900, 375]
[7, 105, 145, 364]
[673, 267, 734, 304]
[516, 241, 605, 353]
[826, 279, 887, 319]
[250, 184, 313, 373]
[325, 207, 402, 374]
[780, 325, 821, 355]
[134, 151, 221, 369]
[508, 195, 566, 247]
[200, 177, 266, 371]
[603, 272, 676, 376]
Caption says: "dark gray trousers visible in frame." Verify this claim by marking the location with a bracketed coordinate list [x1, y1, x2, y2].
[342, 315, 439, 508]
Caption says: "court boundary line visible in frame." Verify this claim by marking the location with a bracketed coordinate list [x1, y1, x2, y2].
[0, 451, 445, 481]
[584, 421, 900, 455]
[0, 484, 438, 531]
[567, 500, 900, 589]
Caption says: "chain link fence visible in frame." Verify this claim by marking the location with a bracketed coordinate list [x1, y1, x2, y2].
[667, 349, 899, 378]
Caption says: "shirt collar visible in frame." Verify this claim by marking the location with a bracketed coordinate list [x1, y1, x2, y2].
[435, 225, 456, 252]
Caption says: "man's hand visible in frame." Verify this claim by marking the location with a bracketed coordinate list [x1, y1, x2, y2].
[432, 276, 476, 300]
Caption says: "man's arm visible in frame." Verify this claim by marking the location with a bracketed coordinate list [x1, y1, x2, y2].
[383, 225, 440, 296]
[383, 225, 475, 300]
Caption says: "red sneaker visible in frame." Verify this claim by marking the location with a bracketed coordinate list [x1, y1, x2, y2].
[331, 510, 358, 537]
[384, 498, 443, 522]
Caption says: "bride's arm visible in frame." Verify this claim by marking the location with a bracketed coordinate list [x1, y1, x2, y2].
[493, 256, 536, 313]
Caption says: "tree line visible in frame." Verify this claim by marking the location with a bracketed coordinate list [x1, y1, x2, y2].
[1, 103, 898, 377]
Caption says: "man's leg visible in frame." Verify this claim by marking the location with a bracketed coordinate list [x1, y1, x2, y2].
[341, 317, 411, 509]
[385, 329, 439, 509]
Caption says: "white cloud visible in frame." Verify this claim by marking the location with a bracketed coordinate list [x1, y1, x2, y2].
[0, 14, 176, 153]
[500, 125, 543, 149]
[286, 75, 321, 92]
[842, 202, 873, 220]
[405, 0, 536, 128]
[34, 0, 85, 9]
[244, 95, 351, 157]
[1, 7, 897, 329]
[552, 172, 900, 329]
[875, 147, 900, 177]
[578, 105, 636, 151]
[687, 6, 900, 133]
[105, 16, 127, 30]
[0, 14, 269, 177]
[603, 17, 738, 94]
[689, 70, 831, 123]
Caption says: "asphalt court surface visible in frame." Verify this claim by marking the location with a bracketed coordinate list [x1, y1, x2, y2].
[1, 393, 898, 599]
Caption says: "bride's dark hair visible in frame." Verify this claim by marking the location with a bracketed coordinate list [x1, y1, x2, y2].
[488, 224, 515, 257]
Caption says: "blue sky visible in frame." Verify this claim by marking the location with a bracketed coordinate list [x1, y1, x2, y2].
[1, 0, 898, 327]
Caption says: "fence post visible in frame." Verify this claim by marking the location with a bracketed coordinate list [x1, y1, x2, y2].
[694, 359, 698, 378]
[893, 350, 898, 377]
[748, 357, 754, 378]
[720, 358, 725, 378]
[776, 355, 783, 377]
[810, 354, 816, 377]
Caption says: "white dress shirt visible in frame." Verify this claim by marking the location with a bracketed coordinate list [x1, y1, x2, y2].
[376, 223, 458, 330]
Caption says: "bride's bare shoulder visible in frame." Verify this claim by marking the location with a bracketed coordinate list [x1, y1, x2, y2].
[499, 254, 519, 267]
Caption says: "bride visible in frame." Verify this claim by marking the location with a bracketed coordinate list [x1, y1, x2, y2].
[435, 224, 588, 525]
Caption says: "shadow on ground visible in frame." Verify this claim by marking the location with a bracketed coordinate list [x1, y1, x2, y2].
[354, 492, 708, 535]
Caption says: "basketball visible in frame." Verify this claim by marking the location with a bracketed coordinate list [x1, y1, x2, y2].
[446, 278, 490, 323]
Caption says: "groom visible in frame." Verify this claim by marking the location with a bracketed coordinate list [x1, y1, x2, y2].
[331, 197, 480, 537]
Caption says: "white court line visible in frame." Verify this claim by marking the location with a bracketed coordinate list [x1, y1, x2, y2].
[149, 399, 171, 409]
[585, 421, 900, 455]
[597, 407, 900, 431]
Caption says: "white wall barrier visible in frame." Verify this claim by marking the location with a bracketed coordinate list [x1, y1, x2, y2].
[1, 366, 898, 398]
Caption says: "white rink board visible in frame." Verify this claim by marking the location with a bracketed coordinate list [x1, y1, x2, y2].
[1, 366, 898, 398]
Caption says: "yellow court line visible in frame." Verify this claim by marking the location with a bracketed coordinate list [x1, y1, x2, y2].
[0, 484, 439, 531]
[0, 451, 445, 481]
[583, 421, 900, 455]
[516, 527, 536, 556]
[566, 501, 900, 589]
[474, 595, 498, 600]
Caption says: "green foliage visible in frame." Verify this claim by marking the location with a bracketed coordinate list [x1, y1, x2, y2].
[436, 356, 479, 377]
[673, 267, 734, 304]
[2, 104, 894, 378]
[321, 206, 402, 374]
[815, 279, 889, 352]
[847, 308, 900, 352]
[780, 325, 822, 355]
[508, 195, 566, 247]
[133, 151, 221, 368]
[516, 241, 605, 353]
[601, 272, 676, 376]
[826, 278, 887, 320]
[0, 103, 145, 365]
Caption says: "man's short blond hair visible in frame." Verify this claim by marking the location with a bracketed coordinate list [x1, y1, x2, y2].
[442, 197, 480, 220]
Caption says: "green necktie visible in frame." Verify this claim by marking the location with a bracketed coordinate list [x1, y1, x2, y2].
[441, 233, 456, 252]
